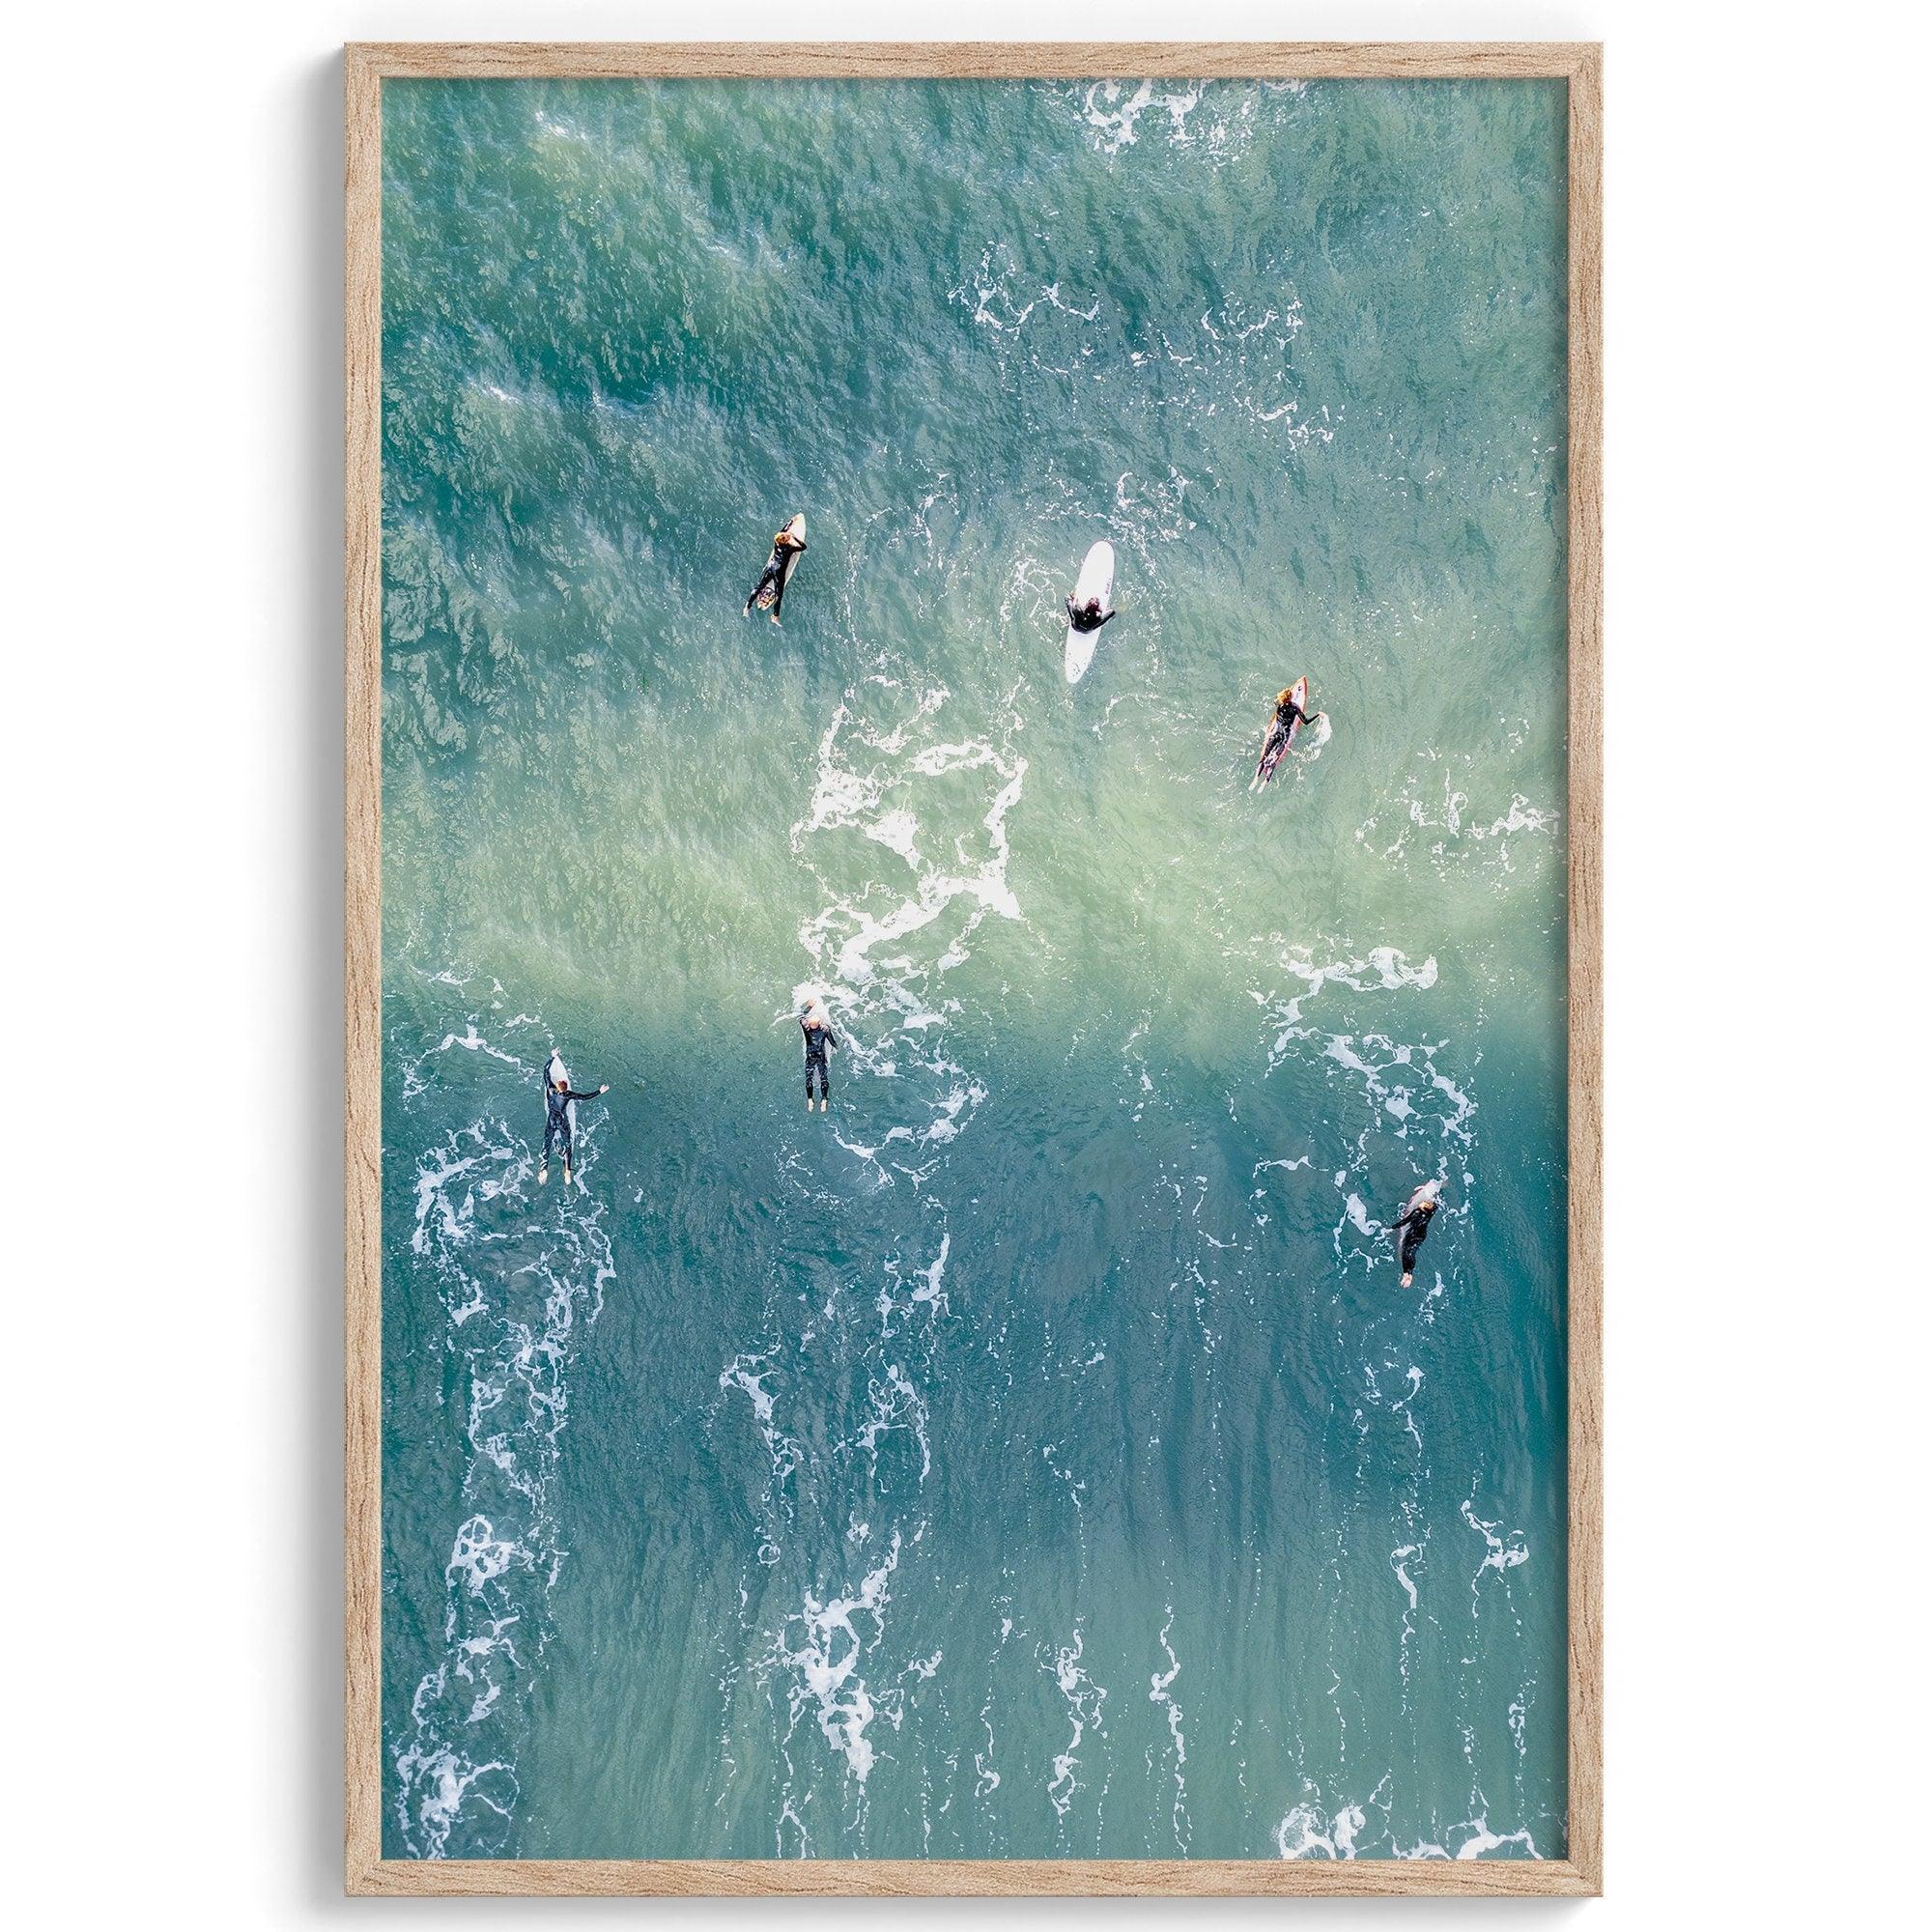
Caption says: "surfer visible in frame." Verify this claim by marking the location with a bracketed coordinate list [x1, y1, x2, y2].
[744, 515, 808, 623]
[539, 1067, 610, 1185]
[800, 1002, 838, 1112]
[1065, 593, 1115, 635]
[1390, 1187, 1440, 1288]
[1065, 541, 1117, 684]
[1254, 682, 1320, 787]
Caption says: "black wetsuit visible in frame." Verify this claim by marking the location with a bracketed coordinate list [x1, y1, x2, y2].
[1256, 698, 1310, 782]
[1066, 597, 1115, 634]
[543, 1084, 602, 1169]
[1266, 698, 1309, 753]
[1391, 1198, 1438, 1274]
[747, 533, 808, 619]
[802, 1017, 838, 1100]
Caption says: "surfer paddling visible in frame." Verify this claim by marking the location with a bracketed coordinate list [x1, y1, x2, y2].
[800, 1000, 838, 1112]
[1065, 593, 1115, 636]
[1390, 1184, 1441, 1288]
[1065, 542, 1117, 684]
[539, 1050, 609, 1185]
[744, 514, 808, 624]
[1253, 679, 1323, 788]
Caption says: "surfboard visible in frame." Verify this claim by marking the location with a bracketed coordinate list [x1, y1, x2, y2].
[1064, 541, 1115, 684]
[1253, 676, 1310, 788]
[545, 1051, 576, 1142]
[752, 514, 807, 614]
[1403, 1179, 1441, 1219]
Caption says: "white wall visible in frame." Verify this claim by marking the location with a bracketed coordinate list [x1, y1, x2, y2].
[10, 1, 1919, 1920]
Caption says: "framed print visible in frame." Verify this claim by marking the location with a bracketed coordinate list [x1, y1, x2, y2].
[346, 41, 1602, 1897]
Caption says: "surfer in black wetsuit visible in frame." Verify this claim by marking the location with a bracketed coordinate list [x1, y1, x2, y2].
[745, 517, 808, 623]
[1252, 684, 1314, 781]
[801, 1004, 838, 1112]
[1255, 684, 1318, 787]
[1390, 1190, 1440, 1288]
[539, 1071, 609, 1185]
[1065, 594, 1115, 635]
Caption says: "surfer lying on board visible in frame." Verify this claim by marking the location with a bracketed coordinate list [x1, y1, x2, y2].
[744, 516, 808, 623]
[540, 1070, 609, 1185]
[801, 1002, 838, 1112]
[1065, 594, 1115, 636]
[1254, 683, 1321, 787]
[1391, 1189, 1440, 1288]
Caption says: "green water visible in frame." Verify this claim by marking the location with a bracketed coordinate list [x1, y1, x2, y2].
[380, 74, 1569, 1861]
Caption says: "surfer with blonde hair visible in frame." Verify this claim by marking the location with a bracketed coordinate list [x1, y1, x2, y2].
[1254, 679, 1322, 788]
[744, 513, 809, 623]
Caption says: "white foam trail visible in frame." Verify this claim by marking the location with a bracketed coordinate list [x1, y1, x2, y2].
[875, 1233, 953, 1334]
[718, 1354, 804, 1566]
[1079, 78, 1205, 155]
[856, 1363, 930, 1480]
[1255, 946, 1439, 1050]
[1358, 761, 1559, 874]
[1476, 795, 1557, 839]
[1391, 1545, 1420, 1613]
[1276, 1800, 1367, 1860]
[769, 1535, 903, 1784]
[1148, 1606, 1190, 1850]
[720, 1355, 777, 1427]
[388, 1003, 614, 1859]
[918, 1233, 950, 1308]
[1045, 1628, 1108, 1820]
[951, 243, 1039, 332]
[1462, 1499, 1531, 1583]
[1455, 1817, 1541, 1860]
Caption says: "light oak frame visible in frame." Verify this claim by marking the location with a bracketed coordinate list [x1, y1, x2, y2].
[346, 39, 1604, 1898]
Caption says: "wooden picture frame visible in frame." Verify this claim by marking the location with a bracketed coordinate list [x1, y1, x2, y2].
[346, 40, 1602, 1898]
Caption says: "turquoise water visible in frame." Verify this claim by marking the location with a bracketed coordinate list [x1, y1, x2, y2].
[380, 75, 1570, 1862]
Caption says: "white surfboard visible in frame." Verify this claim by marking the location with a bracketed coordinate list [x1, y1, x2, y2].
[1064, 541, 1115, 684]
[1403, 1179, 1441, 1218]
[546, 1050, 575, 1139]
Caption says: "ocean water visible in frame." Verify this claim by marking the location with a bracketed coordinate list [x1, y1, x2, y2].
[379, 75, 1570, 1862]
